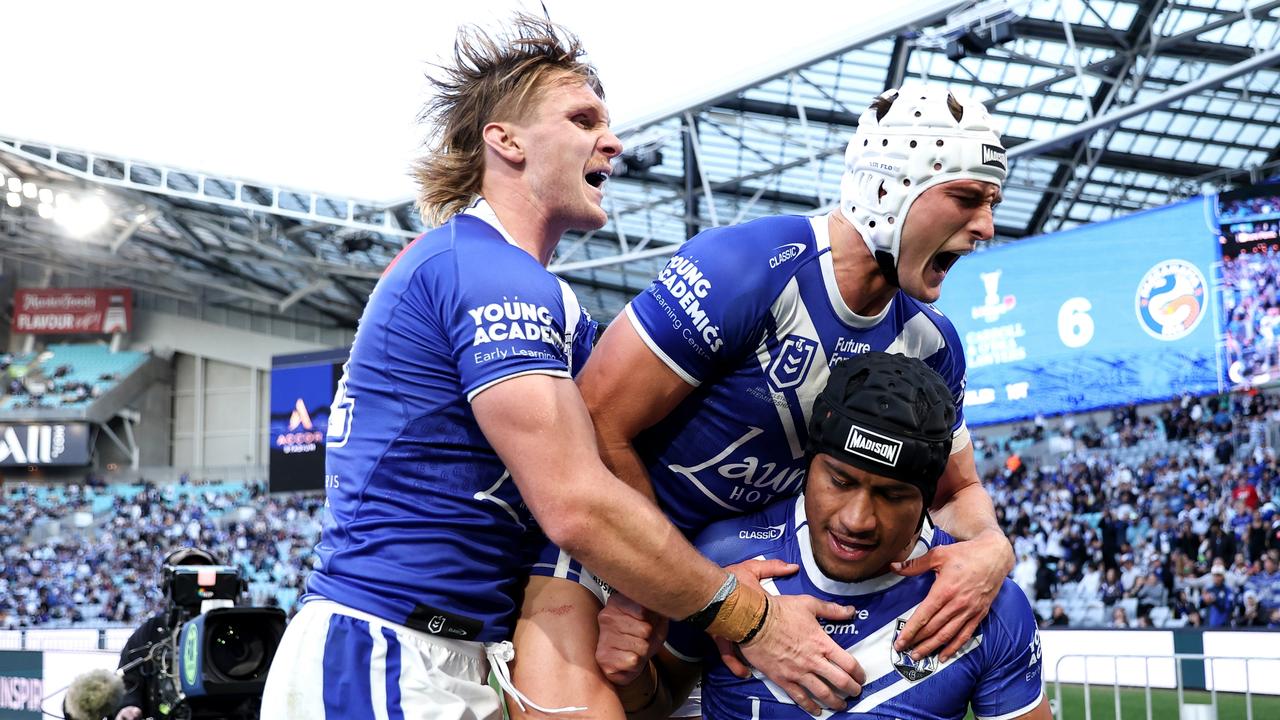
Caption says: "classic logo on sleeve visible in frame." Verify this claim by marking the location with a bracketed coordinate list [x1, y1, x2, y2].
[768, 242, 807, 268]
[467, 299, 565, 350]
[738, 522, 787, 541]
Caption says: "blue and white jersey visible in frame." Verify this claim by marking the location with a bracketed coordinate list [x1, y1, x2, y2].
[667, 497, 1045, 720]
[627, 215, 968, 532]
[308, 199, 598, 643]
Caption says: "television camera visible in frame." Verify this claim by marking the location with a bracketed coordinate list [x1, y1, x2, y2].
[142, 563, 286, 720]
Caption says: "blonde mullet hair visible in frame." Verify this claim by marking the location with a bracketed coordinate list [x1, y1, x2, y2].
[413, 14, 604, 227]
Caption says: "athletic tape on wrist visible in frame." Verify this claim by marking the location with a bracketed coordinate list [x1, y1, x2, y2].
[706, 582, 767, 643]
[739, 594, 771, 646]
[684, 572, 737, 630]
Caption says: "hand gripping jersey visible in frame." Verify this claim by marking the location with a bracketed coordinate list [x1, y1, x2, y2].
[668, 497, 1045, 720]
[628, 215, 969, 532]
[307, 199, 598, 643]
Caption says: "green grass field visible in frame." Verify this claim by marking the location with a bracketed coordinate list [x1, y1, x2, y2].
[1041, 684, 1280, 719]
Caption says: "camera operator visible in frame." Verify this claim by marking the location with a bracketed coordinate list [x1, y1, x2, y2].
[115, 547, 223, 720]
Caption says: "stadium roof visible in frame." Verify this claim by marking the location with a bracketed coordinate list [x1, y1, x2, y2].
[4, 0, 1280, 328]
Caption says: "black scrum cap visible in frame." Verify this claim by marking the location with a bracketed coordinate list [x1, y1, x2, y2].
[807, 351, 955, 510]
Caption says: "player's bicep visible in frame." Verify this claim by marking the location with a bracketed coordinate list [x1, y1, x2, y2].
[933, 442, 980, 510]
[471, 373, 604, 524]
[577, 316, 698, 442]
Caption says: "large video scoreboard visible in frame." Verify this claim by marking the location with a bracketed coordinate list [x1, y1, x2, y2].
[936, 198, 1223, 426]
[268, 348, 347, 493]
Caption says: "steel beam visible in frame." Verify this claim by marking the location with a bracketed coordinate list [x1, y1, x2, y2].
[1008, 46, 1280, 161]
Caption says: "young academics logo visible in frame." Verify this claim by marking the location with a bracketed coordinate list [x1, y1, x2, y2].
[844, 424, 902, 467]
[1135, 259, 1208, 341]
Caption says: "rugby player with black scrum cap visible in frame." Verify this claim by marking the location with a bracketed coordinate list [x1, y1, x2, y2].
[596, 352, 1050, 720]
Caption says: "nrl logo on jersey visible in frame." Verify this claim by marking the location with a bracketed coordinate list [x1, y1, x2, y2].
[767, 335, 817, 391]
[891, 618, 939, 681]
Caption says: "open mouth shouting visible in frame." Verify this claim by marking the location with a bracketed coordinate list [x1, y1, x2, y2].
[930, 249, 968, 275]
[585, 169, 610, 190]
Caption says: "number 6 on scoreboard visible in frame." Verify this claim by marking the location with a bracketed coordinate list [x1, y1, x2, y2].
[1058, 297, 1094, 348]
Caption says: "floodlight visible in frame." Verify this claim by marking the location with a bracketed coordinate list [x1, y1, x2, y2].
[55, 194, 112, 237]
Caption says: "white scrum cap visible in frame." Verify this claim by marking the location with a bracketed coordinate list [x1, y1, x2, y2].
[839, 85, 1006, 285]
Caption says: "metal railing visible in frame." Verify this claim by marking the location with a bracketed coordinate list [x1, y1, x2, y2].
[1054, 653, 1280, 720]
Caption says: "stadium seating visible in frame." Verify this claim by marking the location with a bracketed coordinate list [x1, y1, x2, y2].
[0, 343, 149, 412]
[1, 390, 1278, 632]
[0, 479, 321, 628]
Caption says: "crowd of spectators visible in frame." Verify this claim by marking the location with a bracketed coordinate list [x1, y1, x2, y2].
[1222, 247, 1280, 384]
[1, 348, 133, 410]
[0, 477, 323, 630]
[2, 390, 1279, 634]
[991, 392, 1280, 630]
[1219, 195, 1280, 222]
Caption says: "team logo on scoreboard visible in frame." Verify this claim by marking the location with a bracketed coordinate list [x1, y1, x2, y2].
[970, 269, 1016, 323]
[1135, 259, 1207, 341]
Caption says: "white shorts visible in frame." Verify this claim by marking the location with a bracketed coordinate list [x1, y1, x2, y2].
[260, 599, 503, 720]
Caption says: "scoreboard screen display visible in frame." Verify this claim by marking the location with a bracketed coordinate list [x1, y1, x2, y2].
[1216, 183, 1280, 388]
[269, 349, 348, 493]
[936, 198, 1222, 426]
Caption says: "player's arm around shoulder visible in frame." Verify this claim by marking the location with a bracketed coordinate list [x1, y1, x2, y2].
[576, 315, 698, 501]
[970, 580, 1053, 720]
[472, 374, 716, 612]
[892, 441, 1014, 663]
[579, 217, 804, 498]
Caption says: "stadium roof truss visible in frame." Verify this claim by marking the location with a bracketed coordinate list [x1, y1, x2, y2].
[4, 0, 1280, 328]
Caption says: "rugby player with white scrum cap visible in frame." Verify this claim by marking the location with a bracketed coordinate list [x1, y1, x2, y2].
[512, 85, 1017, 717]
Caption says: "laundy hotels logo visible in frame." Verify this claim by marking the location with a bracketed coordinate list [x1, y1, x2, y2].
[1135, 259, 1208, 341]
